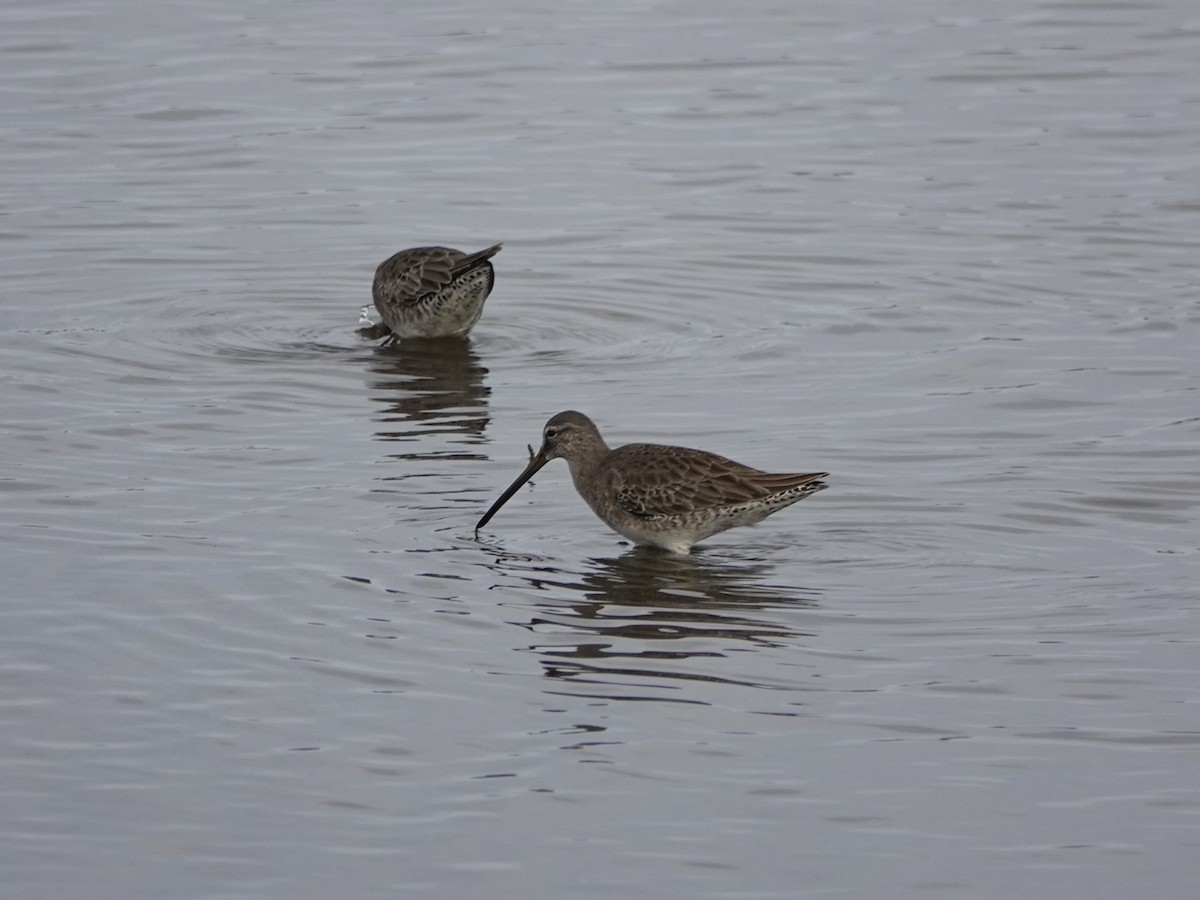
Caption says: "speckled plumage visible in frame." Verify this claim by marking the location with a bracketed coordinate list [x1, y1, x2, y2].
[369, 243, 501, 340]
[475, 411, 828, 554]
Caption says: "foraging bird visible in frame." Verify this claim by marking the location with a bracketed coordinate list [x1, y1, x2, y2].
[476, 411, 828, 554]
[366, 243, 502, 340]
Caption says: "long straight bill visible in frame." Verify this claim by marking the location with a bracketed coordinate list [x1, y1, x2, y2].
[475, 452, 550, 532]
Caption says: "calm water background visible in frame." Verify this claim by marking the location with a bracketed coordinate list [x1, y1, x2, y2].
[2, 1, 1198, 897]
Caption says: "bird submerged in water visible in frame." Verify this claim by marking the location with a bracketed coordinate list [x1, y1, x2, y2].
[475, 411, 828, 554]
[362, 243, 502, 341]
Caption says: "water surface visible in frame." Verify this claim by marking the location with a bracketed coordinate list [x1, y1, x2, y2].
[2, 1, 1198, 898]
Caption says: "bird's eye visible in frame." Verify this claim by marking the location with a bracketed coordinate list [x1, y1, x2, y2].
[545, 428, 558, 439]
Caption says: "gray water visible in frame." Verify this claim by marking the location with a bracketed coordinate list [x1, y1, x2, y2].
[3, 1, 1198, 898]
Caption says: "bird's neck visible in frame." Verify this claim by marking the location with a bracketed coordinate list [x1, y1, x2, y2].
[565, 438, 609, 484]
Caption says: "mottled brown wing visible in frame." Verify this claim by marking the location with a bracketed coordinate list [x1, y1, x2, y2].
[608, 443, 826, 519]
[373, 246, 463, 306]
[373, 244, 501, 307]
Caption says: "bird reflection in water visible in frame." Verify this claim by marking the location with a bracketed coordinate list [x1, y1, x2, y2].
[365, 338, 490, 461]
[480, 547, 821, 701]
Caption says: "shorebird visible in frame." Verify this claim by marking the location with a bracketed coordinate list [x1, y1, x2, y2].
[364, 243, 502, 341]
[475, 411, 828, 554]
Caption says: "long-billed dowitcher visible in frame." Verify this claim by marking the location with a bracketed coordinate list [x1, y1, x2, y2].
[365, 243, 502, 341]
[475, 411, 828, 554]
